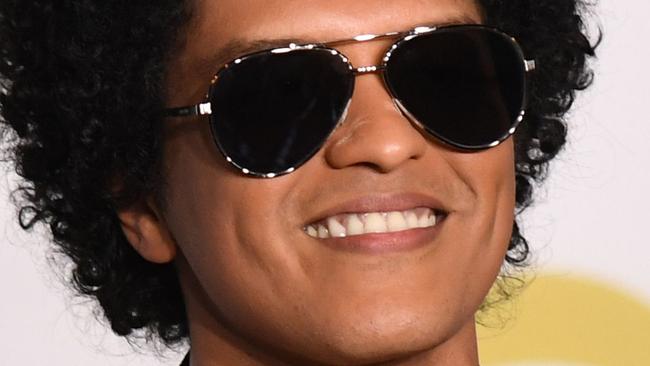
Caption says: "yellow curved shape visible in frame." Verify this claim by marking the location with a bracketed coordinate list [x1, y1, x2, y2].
[477, 273, 650, 366]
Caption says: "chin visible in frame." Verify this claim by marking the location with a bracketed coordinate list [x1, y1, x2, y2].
[307, 331, 442, 366]
[296, 305, 462, 366]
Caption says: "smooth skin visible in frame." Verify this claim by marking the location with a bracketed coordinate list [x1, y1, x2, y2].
[118, 0, 516, 365]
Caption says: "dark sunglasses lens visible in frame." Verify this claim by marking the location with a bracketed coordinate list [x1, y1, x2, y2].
[209, 49, 353, 175]
[385, 27, 526, 148]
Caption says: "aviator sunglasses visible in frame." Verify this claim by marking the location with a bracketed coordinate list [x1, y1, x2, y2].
[166, 24, 536, 178]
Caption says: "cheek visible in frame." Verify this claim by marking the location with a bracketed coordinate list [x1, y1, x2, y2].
[164, 153, 299, 290]
[160, 125, 316, 338]
[443, 139, 516, 295]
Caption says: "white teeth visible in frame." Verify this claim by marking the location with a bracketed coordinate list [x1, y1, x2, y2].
[346, 214, 365, 236]
[417, 213, 430, 228]
[386, 211, 407, 231]
[417, 210, 437, 228]
[318, 225, 329, 238]
[405, 210, 419, 228]
[305, 207, 442, 239]
[427, 213, 437, 226]
[364, 212, 388, 233]
[327, 217, 346, 237]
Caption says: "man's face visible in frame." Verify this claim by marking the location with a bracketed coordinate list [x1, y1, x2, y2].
[161, 0, 515, 363]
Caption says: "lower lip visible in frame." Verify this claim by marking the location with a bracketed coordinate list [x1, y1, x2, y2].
[312, 215, 447, 255]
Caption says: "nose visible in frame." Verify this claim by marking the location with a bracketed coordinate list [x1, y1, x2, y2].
[323, 73, 428, 173]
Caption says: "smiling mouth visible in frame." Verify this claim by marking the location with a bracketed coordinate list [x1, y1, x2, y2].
[304, 207, 447, 239]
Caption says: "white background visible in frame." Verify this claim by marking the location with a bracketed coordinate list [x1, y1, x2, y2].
[1, 1, 648, 365]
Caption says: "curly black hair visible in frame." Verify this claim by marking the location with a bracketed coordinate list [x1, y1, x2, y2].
[0, 0, 597, 347]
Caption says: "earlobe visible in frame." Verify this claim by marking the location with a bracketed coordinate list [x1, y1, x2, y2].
[117, 195, 177, 264]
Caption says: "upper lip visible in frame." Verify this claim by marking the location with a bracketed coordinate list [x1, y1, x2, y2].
[303, 192, 450, 227]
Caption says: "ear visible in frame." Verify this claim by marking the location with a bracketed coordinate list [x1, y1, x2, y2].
[116, 195, 177, 264]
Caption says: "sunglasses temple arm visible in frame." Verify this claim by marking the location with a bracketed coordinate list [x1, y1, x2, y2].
[165, 102, 213, 117]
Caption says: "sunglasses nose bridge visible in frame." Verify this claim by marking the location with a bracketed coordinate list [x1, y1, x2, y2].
[348, 64, 402, 119]
[352, 64, 386, 75]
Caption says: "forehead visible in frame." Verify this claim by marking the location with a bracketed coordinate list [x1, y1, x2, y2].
[189, 0, 481, 50]
[166, 0, 482, 105]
